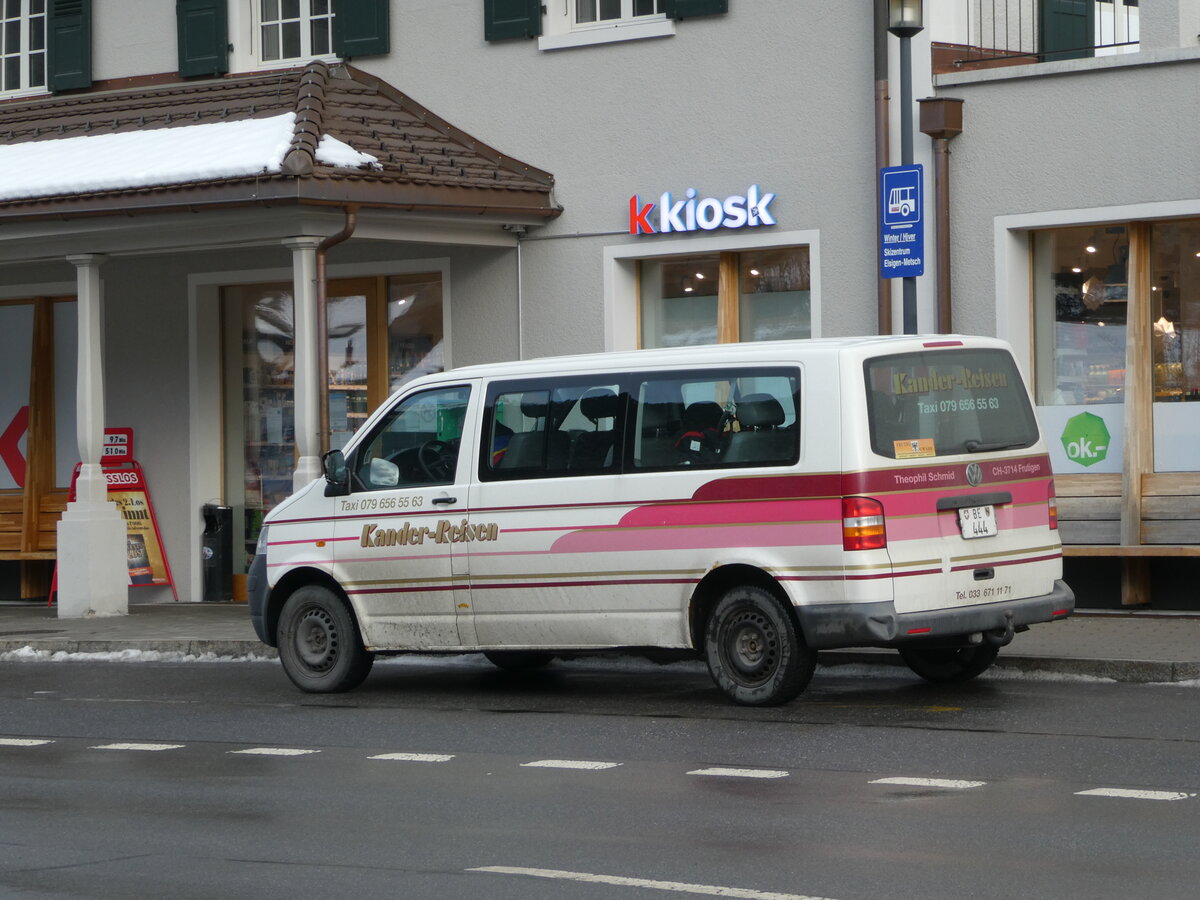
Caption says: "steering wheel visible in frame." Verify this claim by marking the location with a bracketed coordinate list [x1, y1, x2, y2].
[417, 440, 454, 482]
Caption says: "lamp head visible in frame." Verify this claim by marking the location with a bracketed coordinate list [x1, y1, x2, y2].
[888, 0, 924, 38]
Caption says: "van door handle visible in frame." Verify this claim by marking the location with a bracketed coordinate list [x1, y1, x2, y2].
[432, 496, 457, 505]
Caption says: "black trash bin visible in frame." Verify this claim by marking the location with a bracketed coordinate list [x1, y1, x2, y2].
[201, 504, 233, 602]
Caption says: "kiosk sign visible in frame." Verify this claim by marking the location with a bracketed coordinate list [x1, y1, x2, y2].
[879, 164, 924, 278]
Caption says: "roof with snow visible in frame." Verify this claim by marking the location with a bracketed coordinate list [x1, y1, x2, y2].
[0, 62, 560, 222]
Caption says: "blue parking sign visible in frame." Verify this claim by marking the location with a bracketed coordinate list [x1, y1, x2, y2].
[880, 165, 924, 278]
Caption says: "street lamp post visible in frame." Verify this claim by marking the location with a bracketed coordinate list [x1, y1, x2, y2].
[888, 0, 923, 334]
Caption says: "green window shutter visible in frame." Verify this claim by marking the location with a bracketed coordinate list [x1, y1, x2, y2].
[484, 0, 542, 41]
[176, 0, 229, 77]
[332, 0, 390, 58]
[46, 0, 91, 92]
[1040, 0, 1094, 61]
[664, 0, 728, 19]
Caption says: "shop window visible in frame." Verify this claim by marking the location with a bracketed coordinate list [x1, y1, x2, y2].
[223, 274, 443, 569]
[1, 0, 47, 94]
[0, 297, 77, 595]
[639, 246, 810, 348]
[1150, 217, 1200, 472]
[1032, 224, 1129, 407]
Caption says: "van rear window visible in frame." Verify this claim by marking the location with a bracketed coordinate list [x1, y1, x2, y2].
[865, 348, 1039, 459]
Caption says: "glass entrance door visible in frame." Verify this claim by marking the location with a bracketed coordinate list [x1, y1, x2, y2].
[223, 274, 445, 572]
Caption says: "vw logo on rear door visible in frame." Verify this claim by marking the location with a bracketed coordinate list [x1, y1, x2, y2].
[965, 463, 983, 486]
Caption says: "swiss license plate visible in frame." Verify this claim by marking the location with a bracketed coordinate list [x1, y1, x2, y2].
[958, 505, 997, 539]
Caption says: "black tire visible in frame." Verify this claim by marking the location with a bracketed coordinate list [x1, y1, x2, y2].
[703, 585, 815, 706]
[898, 643, 1000, 683]
[277, 585, 374, 693]
[483, 650, 554, 671]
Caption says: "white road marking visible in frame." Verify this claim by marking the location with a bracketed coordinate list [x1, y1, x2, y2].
[369, 752, 455, 763]
[870, 777, 986, 789]
[521, 759, 622, 770]
[688, 767, 789, 780]
[1076, 788, 1195, 801]
[90, 742, 185, 751]
[0, 738, 54, 746]
[467, 866, 838, 899]
[229, 748, 320, 756]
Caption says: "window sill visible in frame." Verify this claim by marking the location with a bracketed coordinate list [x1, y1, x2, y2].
[232, 53, 342, 76]
[538, 20, 675, 52]
[0, 86, 49, 101]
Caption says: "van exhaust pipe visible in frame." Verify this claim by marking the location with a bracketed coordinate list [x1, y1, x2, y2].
[983, 611, 1016, 648]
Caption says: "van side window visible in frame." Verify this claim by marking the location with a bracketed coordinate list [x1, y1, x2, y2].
[631, 368, 800, 470]
[482, 378, 625, 481]
[352, 386, 470, 490]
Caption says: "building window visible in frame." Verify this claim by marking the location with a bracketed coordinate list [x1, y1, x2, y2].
[0, 0, 46, 94]
[1032, 224, 1129, 408]
[259, 0, 334, 63]
[1150, 217, 1200, 472]
[639, 247, 811, 348]
[574, 0, 664, 27]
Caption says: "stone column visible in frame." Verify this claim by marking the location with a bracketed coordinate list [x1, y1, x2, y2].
[57, 255, 127, 618]
[284, 238, 323, 491]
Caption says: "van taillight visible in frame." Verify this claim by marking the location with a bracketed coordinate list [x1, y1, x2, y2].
[843, 496, 886, 551]
[1048, 482, 1058, 530]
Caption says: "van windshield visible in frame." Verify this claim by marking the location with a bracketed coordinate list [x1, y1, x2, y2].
[864, 348, 1039, 459]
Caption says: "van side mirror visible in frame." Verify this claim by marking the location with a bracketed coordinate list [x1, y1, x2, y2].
[323, 449, 349, 497]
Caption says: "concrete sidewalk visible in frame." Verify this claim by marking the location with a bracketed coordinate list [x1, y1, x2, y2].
[1, 602, 1199, 683]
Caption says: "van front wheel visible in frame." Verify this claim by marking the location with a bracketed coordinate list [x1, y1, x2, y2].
[704, 586, 815, 706]
[898, 643, 999, 683]
[277, 586, 374, 693]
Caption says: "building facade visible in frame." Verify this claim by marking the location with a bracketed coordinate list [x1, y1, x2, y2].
[0, 1, 1196, 610]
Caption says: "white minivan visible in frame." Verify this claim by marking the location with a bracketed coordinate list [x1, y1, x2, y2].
[248, 336, 1073, 705]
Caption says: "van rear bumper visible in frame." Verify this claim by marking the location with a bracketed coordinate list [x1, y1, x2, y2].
[795, 580, 1075, 650]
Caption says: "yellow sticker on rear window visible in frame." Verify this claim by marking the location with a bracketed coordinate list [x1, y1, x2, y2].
[894, 438, 936, 459]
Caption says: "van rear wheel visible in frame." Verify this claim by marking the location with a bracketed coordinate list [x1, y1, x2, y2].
[898, 643, 999, 683]
[703, 586, 815, 706]
[277, 586, 374, 693]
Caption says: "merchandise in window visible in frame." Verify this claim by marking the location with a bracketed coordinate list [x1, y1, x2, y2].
[0, 0, 46, 93]
[1032, 224, 1129, 406]
[639, 247, 810, 348]
[1150, 219, 1200, 403]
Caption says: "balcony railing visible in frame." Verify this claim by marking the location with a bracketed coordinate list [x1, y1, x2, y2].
[933, 0, 1140, 73]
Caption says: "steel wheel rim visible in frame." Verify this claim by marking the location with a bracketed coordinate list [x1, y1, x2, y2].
[294, 605, 339, 672]
[722, 607, 778, 686]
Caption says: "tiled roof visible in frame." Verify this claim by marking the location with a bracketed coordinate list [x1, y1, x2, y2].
[0, 62, 559, 221]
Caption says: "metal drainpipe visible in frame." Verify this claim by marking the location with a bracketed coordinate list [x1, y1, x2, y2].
[874, 0, 892, 334]
[315, 205, 359, 455]
[918, 98, 964, 334]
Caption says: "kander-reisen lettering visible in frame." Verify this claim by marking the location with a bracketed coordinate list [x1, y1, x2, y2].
[892, 368, 1009, 395]
[361, 520, 499, 547]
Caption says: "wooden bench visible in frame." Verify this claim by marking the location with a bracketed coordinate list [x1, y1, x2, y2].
[1056, 473, 1200, 605]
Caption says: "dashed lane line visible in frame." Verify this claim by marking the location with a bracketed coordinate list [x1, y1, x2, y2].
[0, 738, 55, 746]
[89, 742, 186, 752]
[1076, 788, 1196, 801]
[467, 865, 838, 899]
[688, 767, 790, 780]
[228, 747, 321, 756]
[870, 777, 986, 789]
[369, 752, 456, 762]
[521, 759, 623, 770]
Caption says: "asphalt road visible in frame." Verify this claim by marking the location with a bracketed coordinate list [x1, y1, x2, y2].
[2, 655, 1198, 899]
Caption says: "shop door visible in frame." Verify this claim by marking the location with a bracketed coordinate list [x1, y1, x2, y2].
[224, 274, 445, 574]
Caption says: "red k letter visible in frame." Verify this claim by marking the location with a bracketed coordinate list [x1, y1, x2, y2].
[629, 195, 655, 234]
